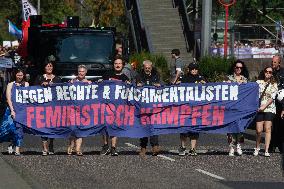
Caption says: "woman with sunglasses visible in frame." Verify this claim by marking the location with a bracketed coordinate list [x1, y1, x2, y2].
[254, 66, 278, 157]
[226, 60, 249, 156]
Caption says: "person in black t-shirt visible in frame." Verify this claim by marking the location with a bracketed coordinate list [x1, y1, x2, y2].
[34, 55, 61, 156]
[34, 55, 61, 86]
[100, 55, 129, 156]
[102, 70, 129, 81]
[177, 63, 206, 156]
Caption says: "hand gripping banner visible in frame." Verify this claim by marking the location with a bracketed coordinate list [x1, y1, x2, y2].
[12, 81, 259, 138]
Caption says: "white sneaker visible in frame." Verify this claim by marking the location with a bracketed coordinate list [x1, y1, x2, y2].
[236, 144, 243, 156]
[8, 145, 14, 154]
[264, 151, 270, 157]
[253, 148, 260, 156]
[229, 147, 234, 156]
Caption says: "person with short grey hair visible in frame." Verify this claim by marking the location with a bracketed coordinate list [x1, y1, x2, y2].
[142, 60, 152, 66]
[77, 64, 87, 71]
[137, 60, 160, 157]
[70, 65, 91, 84]
[67, 64, 91, 156]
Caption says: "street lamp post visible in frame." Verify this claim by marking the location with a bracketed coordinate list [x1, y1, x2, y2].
[218, 0, 236, 57]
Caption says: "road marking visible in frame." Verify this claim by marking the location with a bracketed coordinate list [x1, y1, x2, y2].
[195, 169, 225, 180]
[125, 143, 139, 149]
[125, 143, 175, 162]
[157, 154, 175, 161]
[169, 149, 208, 154]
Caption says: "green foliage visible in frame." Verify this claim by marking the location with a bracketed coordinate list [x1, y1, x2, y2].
[198, 56, 235, 82]
[129, 52, 170, 82]
[0, 0, 22, 42]
[231, 0, 284, 24]
[40, 1, 75, 24]
[0, 0, 75, 42]
[0, 0, 127, 42]
[81, 0, 127, 33]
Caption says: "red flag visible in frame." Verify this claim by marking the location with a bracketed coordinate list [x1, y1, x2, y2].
[17, 18, 30, 58]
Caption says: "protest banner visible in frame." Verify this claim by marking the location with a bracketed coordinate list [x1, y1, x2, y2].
[12, 81, 259, 138]
[0, 57, 13, 69]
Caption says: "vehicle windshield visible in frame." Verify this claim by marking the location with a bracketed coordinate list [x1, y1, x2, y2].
[37, 31, 114, 64]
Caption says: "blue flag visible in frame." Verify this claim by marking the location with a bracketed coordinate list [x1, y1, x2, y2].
[8, 20, 22, 39]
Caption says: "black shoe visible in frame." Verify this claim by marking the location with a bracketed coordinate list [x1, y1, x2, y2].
[100, 145, 110, 155]
[48, 146, 54, 155]
[110, 147, 118, 156]
[189, 148, 197, 156]
[178, 147, 186, 156]
[268, 147, 276, 153]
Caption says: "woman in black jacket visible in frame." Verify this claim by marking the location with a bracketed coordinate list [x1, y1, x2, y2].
[34, 55, 61, 156]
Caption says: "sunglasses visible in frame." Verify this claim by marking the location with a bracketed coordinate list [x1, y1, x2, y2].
[235, 66, 243, 69]
[265, 70, 273, 74]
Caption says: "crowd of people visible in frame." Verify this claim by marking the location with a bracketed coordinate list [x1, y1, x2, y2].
[212, 40, 284, 50]
[0, 47, 284, 159]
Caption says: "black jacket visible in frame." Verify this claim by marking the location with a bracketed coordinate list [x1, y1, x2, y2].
[181, 74, 206, 83]
[273, 67, 284, 90]
[138, 69, 160, 86]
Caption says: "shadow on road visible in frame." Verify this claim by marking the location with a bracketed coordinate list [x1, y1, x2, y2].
[220, 181, 284, 189]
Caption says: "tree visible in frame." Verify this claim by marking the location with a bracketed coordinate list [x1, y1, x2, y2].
[38, 0, 75, 24]
[0, 0, 75, 42]
[231, 0, 284, 24]
[0, 0, 22, 41]
[80, 0, 126, 32]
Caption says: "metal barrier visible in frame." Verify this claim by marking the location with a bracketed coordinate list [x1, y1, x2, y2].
[124, 0, 153, 53]
[176, 0, 195, 52]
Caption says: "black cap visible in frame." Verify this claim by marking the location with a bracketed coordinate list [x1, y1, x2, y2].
[188, 63, 199, 70]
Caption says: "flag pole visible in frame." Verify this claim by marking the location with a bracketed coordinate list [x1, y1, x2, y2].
[37, 0, 40, 15]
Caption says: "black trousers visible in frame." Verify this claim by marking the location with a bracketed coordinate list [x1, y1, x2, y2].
[140, 135, 159, 148]
[270, 101, 284, 152]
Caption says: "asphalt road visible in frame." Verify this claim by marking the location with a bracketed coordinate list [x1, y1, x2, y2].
[0, 133, 283, 189]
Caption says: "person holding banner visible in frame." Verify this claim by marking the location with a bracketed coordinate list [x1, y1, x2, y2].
[177, 63, 206, 156]
[226, 60, 249, 156]
[100, 55, 129, 156]
[254, 66, 278, 157]
[67, 64, 91, 156]
[270, 55, 284, 153]
[34, 55, 61, 156]
[0, 68, 29, 155]
[137, 60, 161, 157]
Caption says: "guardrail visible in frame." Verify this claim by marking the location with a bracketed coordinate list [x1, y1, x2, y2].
[211, 47, 284, 59]
[176, 0, 195, 52]
[124, 0, 153, 53]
